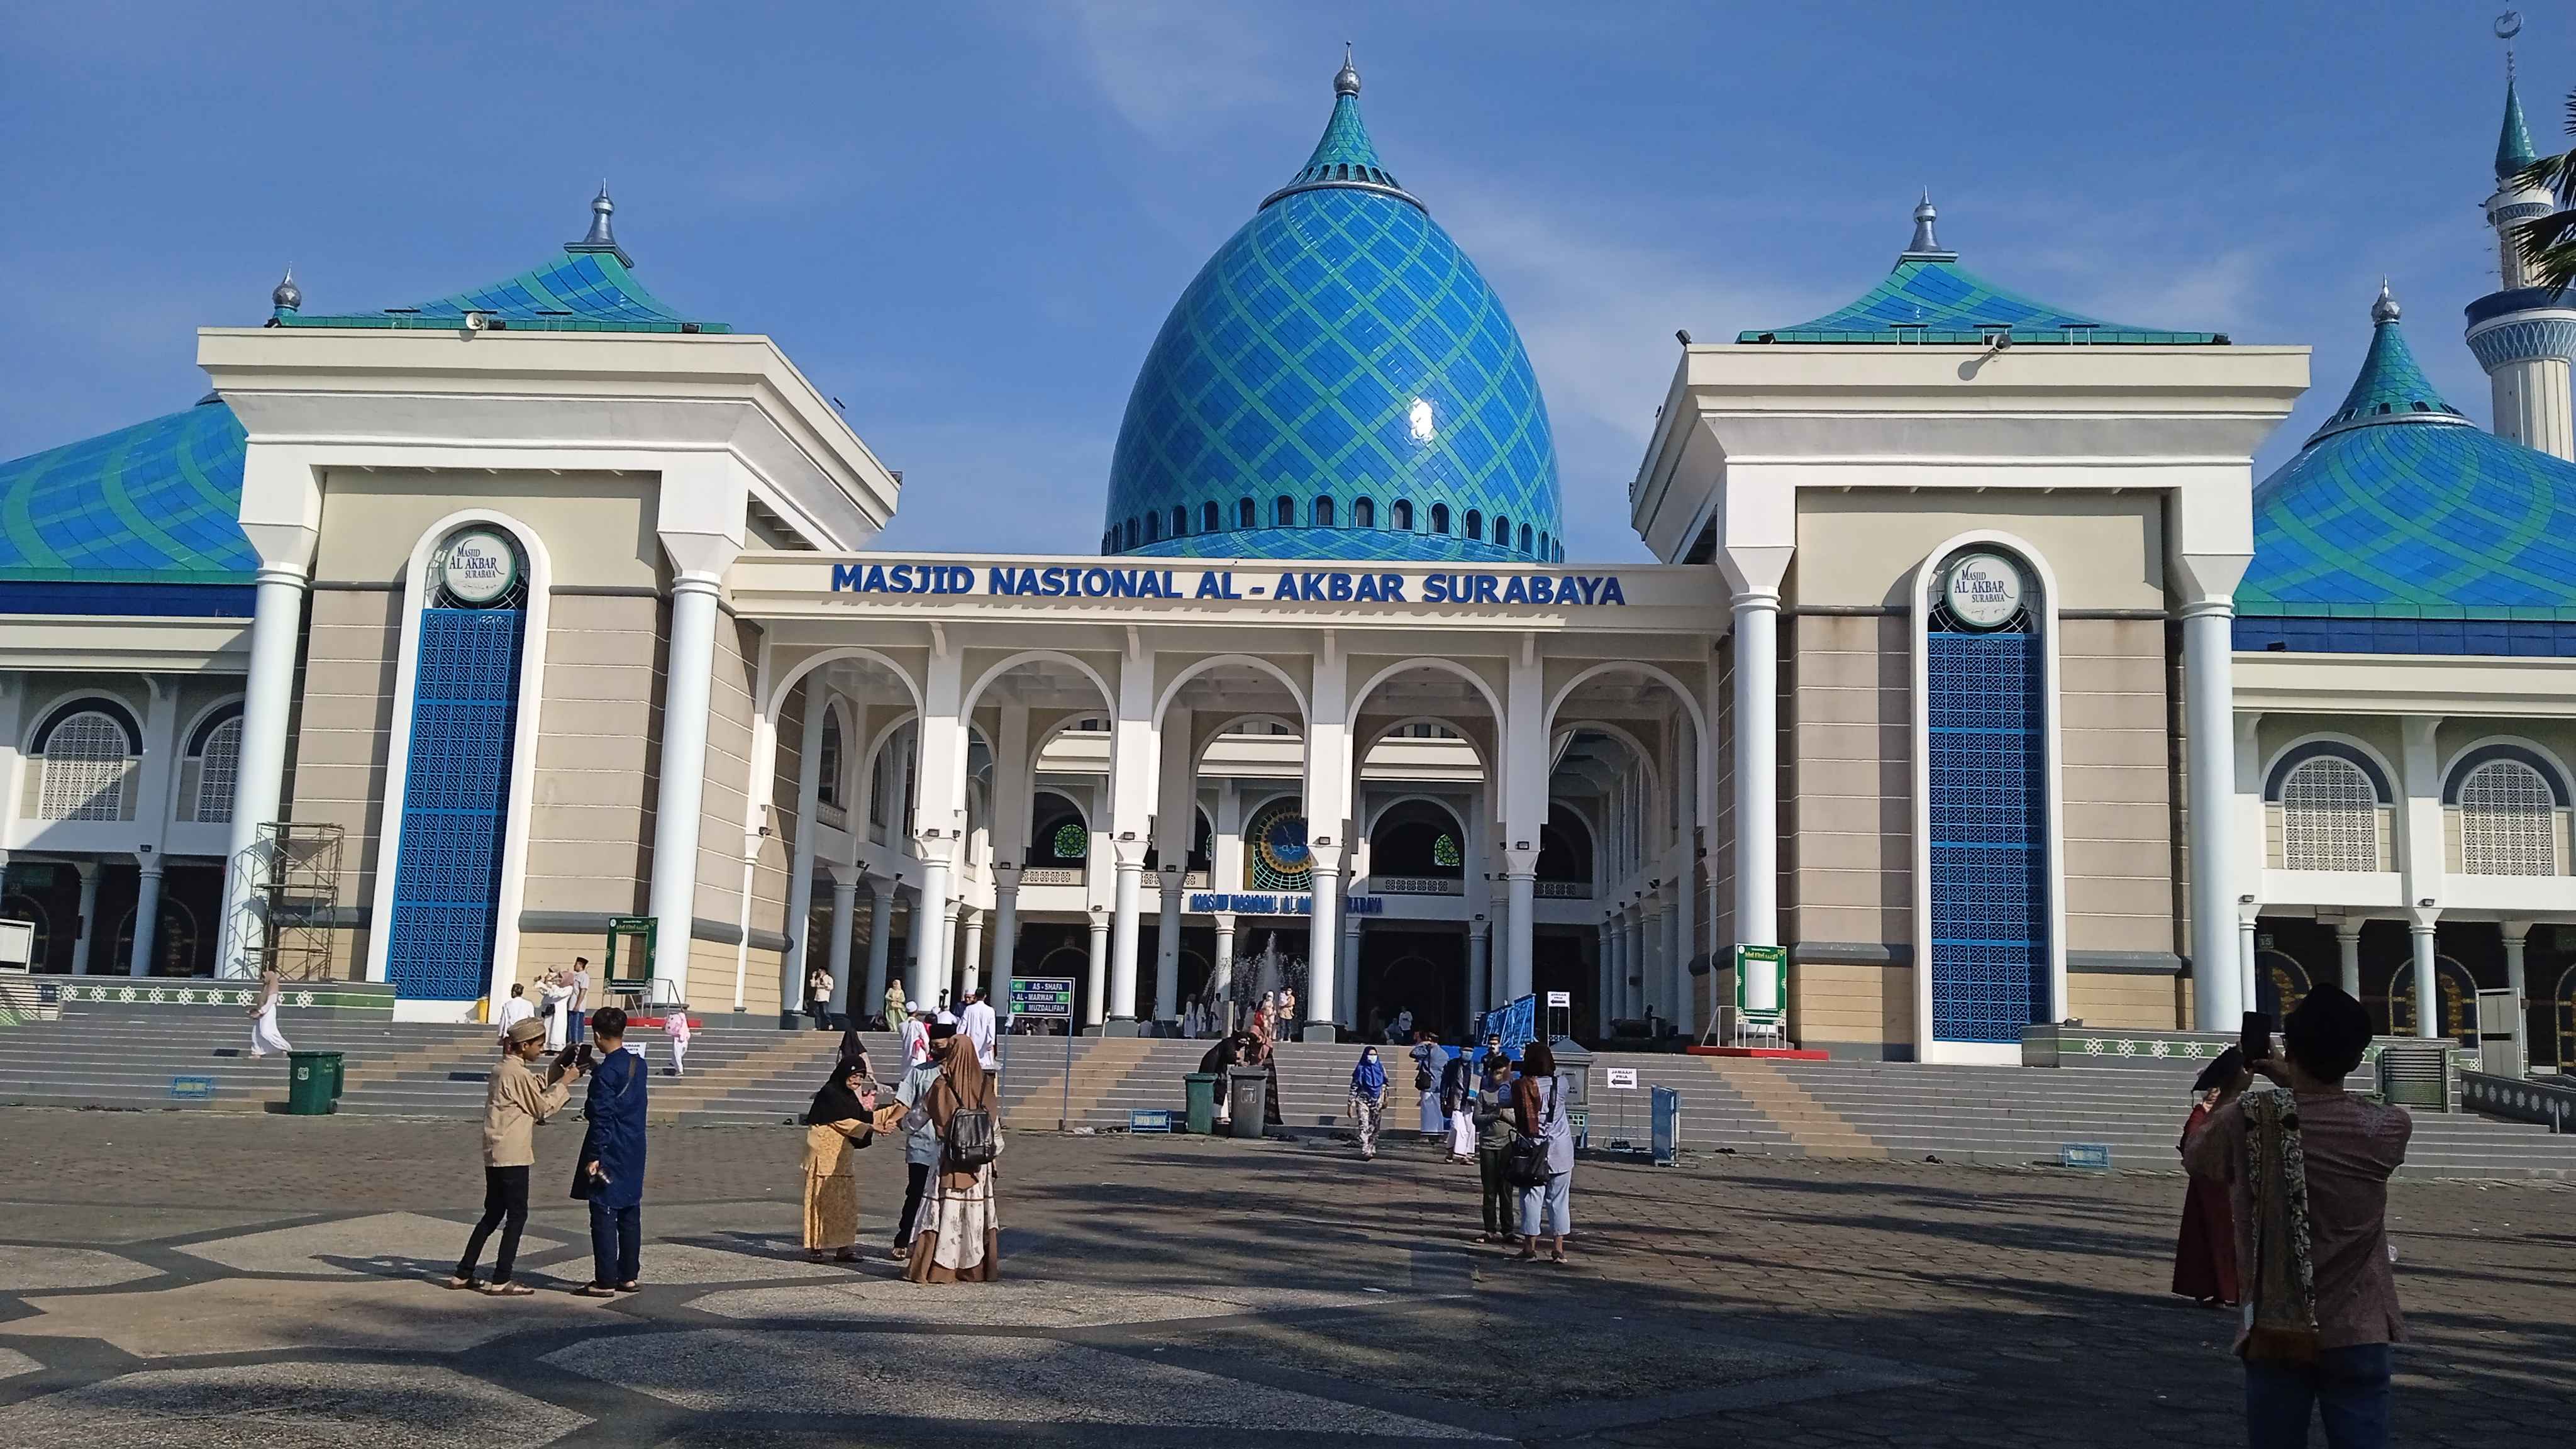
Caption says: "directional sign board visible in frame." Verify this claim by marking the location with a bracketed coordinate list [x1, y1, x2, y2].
[1009, 977, 1075, 1019]
[1546, 991, 1570, 1008]
[1604, 1067, 1638, 1091]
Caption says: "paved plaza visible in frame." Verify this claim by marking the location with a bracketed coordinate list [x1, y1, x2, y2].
[0, 1108, 2563, 1446]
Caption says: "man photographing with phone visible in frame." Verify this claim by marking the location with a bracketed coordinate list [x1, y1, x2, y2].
[2184, 985, 2412, 1448]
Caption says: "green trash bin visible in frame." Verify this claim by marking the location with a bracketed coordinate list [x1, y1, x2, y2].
[286, 1052, 341, 1116]
[328, 1052, 347, 1100]
[1184, 1072, 1221, 1135]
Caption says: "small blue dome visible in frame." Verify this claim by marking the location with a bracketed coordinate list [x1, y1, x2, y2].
[1102, 58, 1562, 563]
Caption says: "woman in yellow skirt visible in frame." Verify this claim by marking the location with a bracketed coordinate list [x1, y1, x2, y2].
[801, 1057, 875, 1262]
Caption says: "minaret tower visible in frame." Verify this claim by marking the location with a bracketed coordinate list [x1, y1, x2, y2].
[2465, 11, 2576, 458]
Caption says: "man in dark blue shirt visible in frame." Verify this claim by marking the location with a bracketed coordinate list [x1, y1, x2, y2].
[575, 1006, 649, 1294]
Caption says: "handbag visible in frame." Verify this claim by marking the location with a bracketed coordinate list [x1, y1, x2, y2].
[1503, 1079, 1560, 1189]
[1414, 1065, 1434, 1092]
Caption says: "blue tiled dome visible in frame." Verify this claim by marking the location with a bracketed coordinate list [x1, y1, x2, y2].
[1102, 58, 1562, 563]
[2238, 287, 2576, 654]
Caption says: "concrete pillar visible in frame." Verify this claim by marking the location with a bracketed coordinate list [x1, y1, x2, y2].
[1084, 907, 1109, 1030]
[1341, 916, 1363, 1029]
[218, 553, 313, 979]
[1304, 852, 1343, 1039]
[1592, 920, 1612, 1028]
[938, 898, 963, 1009]
[1502, 869, 1536, 1000]
[959, 908, 984, 998]
[902, 887, 929, 1009]
[1301, 645, 1352, 1042]
[1672, 868, 1699, 1038]
[862, 874, 896, 1014]
[825, 868, 858, 1019]
[1153, 867, 1185, 1024]
[128, 858, 164, 977]
[2238, 909, 2260, 1019]
[2334, 922, 2363, 999]
[1108, 844, 1144, 1027]
[1468, 916, 1490, 1013]
[1625, 908, 1648, 1024]
[779, 683, 828, 1025]
[1211, 913, 1236, 1026]
[68, 862, 100, 976]
[1731, 586, 1780, 958]
[991, 869, 1019, 1010]
[2502, 920, 2531, 1008]
[2180, 600, 2240, 1029]
[2408, 909, 2441, 1039]
[641, 570, 726, 1003]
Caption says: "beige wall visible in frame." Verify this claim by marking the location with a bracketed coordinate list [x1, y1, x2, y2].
[691, 613, 763, 926]
[1793, 489, 2165, 613]
[313, 470, 658, 589]
[1789, 958, 1912, 1052]
[2067, 968, 2186, 1030]
[286, 587, 402, 908]
[1782, 613, 1909, 953]
[525, 591, 661, 916]
[2058, 617, 2180, 959]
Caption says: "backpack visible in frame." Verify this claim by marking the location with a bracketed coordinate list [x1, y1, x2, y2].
[943, 1104, 998, 1172]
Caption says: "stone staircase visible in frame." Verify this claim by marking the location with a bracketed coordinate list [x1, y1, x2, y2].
[4, 1006, 2572, 1179]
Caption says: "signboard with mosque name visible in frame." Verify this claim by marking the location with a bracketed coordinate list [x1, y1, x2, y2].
[1009, 978, 1075, 1019]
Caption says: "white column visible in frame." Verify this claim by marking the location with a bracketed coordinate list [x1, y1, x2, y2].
[1732, 586, 1781, 962]
[2502, 920, 2530, 1009]
[903, 887, 931, 1008]
[1084, 907, 1109, 1030]
[1460, 921, 1479, 1024]
[68, 862, 101, 976]
[2238, 909, 2259, 1018]
[862, 874, 896, 1013]
[825, 867, 858, 1019]
[218, 554, 313, 978]
[991, 868, 1020, 1008]
[2334, 922, 2363, 998]
[1468, 915, 1491, 1013]
[1153, 867, 1185, 1024]
[779, 682, 828, 1024]
[960, 908, 985, 997]
[1626, 908, 1648, 1023]
[1593, 919, 1613, 1028]
[2407, 909, 2441, 1039]
[128, 858, 164, 977]
[1108, 843, 1144, 1025]
[2179, 600, 2240, 1029]
[645, 572, 725, 1002]
[1211, 912, 1236, 1002]
[1663, 897, 1685, 1030]
[1305, 849, 1343, 1038]
[1502, 869, 1536, 1000]
[937, 899, 962, 1008]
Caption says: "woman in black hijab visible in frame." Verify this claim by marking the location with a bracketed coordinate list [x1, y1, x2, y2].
[800, 1057, 875, 1262]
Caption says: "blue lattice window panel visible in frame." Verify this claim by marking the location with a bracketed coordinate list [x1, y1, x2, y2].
[1926, 631, 2050, 1044]
[386, 608, 525, 1001]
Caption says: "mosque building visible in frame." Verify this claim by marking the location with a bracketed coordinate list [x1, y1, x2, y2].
[1, 47, 2570, 1070]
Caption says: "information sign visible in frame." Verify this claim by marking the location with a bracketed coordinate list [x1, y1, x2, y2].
[2061, 1143, 2112, 1170]
[169, 1075, 216, 1101]
[1545, 991, 1571, 1008]
[1603, 1067, 1638, 1091]
[1009, 977, 1075, 1019]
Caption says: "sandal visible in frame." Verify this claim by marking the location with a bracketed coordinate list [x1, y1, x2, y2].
[443, 1275, 480, 1291]
[616, 1281, 641, 1293]
[484, 1281, 536, 1297]
[834, 1249, 860, 1263]
[574, 1283, 619, 1297]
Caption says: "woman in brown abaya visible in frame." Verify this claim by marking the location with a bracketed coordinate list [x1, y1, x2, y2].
[2172, 1048, 2241, 1307]
[875, 1032, 1001, 1282]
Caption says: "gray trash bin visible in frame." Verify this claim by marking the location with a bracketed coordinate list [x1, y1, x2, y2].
[1226, 1066, 1269, 1140]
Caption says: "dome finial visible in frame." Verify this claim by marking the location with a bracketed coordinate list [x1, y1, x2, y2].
[270, 265, 300, 314]
[567, 179, 634, 265]
[1333, 43, 1360, 97]
[1899, 187, 1957, 262]
[2372, 277, 2401, 325]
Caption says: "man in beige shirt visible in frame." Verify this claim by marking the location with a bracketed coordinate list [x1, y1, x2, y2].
[2185, 985, 2410, 1448]
[450, 1016, 582, 1294]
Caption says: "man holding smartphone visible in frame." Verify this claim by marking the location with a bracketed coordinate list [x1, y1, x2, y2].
[2185, 985, 2411, 1448]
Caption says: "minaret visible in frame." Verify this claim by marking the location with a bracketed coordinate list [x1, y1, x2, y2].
[2465, 13, 2576, 458]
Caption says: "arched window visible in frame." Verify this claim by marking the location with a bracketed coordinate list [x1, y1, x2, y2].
[1123, 518, 1140, 550]
[1238, 497, 1257, 529]
[1171, 505, 1188, 538]
[34, 701, 139, 821]
[182, 703, 245, 824]
[1313, 496, 1335, 527]
[2459, 758, 2559, 875]
[1274, 496, 1294, 527]
[1464, 509, 1483, 541]
[1201, 501, 1220, 533]
[1430, 503, 1450, 534]
[2278, 755, 2381, 871]
[1494, 515, 1510, 547]
[1143, 511, 1161, 544]
[1519, 523, 1533, 553]
[1392, 499, 1414, 530]
[1352, 497, 1375, 528]
[816, 708, 845, 809]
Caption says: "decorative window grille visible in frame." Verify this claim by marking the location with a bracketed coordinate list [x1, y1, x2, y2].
[194, 717, 243, 824]
[817, 711, 845, 808]
[1431, 833, 1462, 868]
[2279, 756, 2380, 870]
[1243, 799, 1313, 891]
[1924, 550, 2048, 1045]
[1052, 821, 1088, 859]
[2460, 760, 2558, 875]
[39, 712, 131, 821]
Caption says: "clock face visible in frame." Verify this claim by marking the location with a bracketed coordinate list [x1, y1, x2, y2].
[1943, 552, 2024, 630]
[439, 530, 519, 605]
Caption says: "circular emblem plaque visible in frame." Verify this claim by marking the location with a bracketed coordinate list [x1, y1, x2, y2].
[1942, 552, 2024, 629]
[439, 529, 519, 605]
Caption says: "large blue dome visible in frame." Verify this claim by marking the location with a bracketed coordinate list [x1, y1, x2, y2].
[1102, 58, 1562, 564]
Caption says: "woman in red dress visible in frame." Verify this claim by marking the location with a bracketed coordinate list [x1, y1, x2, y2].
[2171, 1050, 2241, 1307]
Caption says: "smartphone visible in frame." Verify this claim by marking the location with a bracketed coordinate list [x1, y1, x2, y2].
[2240, 1011, 2274, 1063]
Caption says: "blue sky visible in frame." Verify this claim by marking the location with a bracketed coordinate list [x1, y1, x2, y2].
[1, 2, 2563, 561]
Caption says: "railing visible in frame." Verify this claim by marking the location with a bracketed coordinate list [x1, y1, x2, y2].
[1018, 867, 1081, 886]
[1535, 880, 1593, 899]
[2461, 1070, 2576, 1133]
[1184, 870, 1210, 888]
[1373, 876, 1462, 896]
